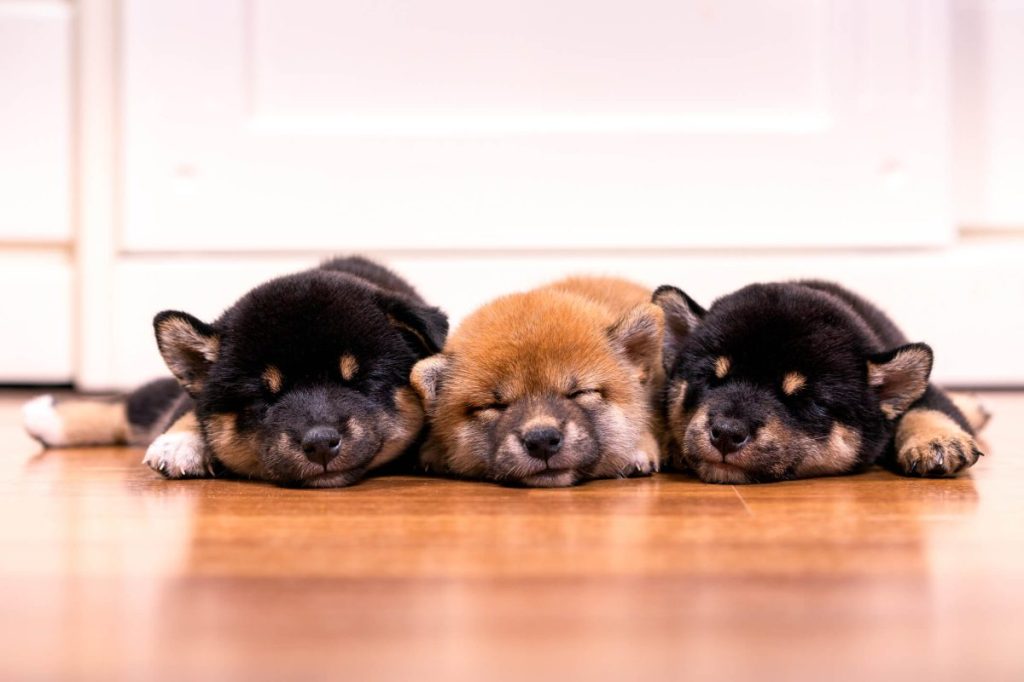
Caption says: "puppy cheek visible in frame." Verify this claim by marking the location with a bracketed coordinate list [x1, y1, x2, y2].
[680, 406, 711, 470]
[444, 422, 494, 477]
[368, 387, 426, 469]
[793, 423, 862, 478]
[583, 405, 632, 474]
[206, 413, 266, 478]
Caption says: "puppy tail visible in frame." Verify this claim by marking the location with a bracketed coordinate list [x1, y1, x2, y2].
[23, 393, 130, 447]
[947, 391, 992, 433]
[23, 377, 188, 448]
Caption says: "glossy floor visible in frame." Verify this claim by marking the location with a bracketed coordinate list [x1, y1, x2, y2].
[1, 391, 1022, 681]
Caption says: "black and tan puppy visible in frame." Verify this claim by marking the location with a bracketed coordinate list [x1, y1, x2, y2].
[411, 277, 664, 487]
[23, 257, 448, 488]
[653, 280, 984, 483]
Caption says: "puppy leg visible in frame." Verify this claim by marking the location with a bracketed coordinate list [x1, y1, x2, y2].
[144, 411, 214, 478]
[894, 386, 983, 477]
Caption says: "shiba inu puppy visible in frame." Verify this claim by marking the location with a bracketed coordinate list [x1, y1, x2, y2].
[411, 277, 664, 487]
[653, 280, 984, 483]
[23, 257, 448, 488]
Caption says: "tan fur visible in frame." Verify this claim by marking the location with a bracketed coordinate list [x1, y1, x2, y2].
[794, 424, 862, 477]
[895, 408, 982, 476]
[663, 378, 691, 469]
[156, 316, 220, 394]
[714, 357, 730, 379]
[782, 372, 807, 396]
[418, 276, 665, 484]
[867, 346, 931, 420]
[157, 316, 220, 362]
[683, 407, 863, 483]
[262, 366, 283, 394]
[166, 411, 198, 434]
[55, 400, 128, 445]
[368, 387, 425, 468]
[206, 413, 266, 478]
[339, 354, 359, 381]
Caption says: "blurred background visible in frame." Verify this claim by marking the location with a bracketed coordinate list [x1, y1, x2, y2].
[0, 0, 1022, 390]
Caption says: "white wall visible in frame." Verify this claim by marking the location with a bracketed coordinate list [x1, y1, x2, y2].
[0, 0, 1022, 389]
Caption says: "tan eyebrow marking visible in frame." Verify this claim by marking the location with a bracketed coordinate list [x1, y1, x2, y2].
[714, 356, 731, 379]
[262, 366, 283, 394]
[782, 372, 807, 396]
[340, 354, 359, 381]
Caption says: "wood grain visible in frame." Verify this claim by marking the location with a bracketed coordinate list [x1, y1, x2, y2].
[0, 391, 1021, 681]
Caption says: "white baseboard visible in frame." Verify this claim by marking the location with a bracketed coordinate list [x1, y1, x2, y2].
[85, 239, 1024, 390]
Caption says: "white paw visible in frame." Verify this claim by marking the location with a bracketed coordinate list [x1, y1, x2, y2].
[22, 394, 66, 446]
[626, 447, 660, 477]
[144, 432, 210, 478]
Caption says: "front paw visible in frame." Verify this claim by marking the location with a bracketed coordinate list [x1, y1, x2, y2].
[896, 410, 983, 477]
[144, 432, 212, 478]
[626, 432, 661, 477]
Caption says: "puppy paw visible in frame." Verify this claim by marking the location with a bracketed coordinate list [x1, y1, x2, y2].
[22, 394, 66, 446]
[144, 432, 211, 478]
[625, 433, 661, 477]
[896, 409, 984, 477]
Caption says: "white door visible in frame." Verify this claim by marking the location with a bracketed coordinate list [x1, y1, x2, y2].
[121, 0, 952, 251]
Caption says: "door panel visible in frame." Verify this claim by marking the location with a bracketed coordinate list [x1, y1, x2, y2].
[122, 0, 951, 251]
[0, 2, 71, 242]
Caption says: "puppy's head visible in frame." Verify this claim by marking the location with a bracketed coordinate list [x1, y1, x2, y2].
[654, 283, 932, 483]
[412, 290, 662, 487]
[154, 270, 447, 487]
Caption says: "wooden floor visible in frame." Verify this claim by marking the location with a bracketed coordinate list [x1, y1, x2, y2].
[1, 391, 1022, 682]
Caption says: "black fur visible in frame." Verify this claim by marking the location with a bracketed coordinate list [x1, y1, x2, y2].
[654, 280, 980, 483]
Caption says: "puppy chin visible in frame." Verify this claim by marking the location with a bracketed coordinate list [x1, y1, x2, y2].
[694, 459, 752, 484]
[296, 467, 368, 488]
[520, 469, 577, 488]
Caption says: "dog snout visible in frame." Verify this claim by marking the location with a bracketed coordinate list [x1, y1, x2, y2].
[708, 417, 750, 456]
[301, 426, 341, 466]
[521, 426, 563, 460]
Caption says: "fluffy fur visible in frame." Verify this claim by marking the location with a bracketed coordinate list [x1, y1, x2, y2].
[23, 257, 448, 488]
[653, 280, 985, 483]
[411, 277, 665, 487]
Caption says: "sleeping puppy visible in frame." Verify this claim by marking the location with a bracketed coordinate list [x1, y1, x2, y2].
[411, 277, 664, 487]
[653, 280, 984, 483]
[23, 257, 448, 488]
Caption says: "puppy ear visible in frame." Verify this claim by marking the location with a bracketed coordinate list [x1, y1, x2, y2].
[410, 354, 451, 408]
[867, 343, 934, 419]
[153, 311, 219, 398]
[607, 303, 664, 382]
[377, 294, 449, 356]
[652, 285, 706, 373]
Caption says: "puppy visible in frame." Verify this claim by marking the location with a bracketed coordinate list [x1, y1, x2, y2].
[411, 277, 664, 487]
[653, 280, 985, 483]
[23, 257, 448, 488]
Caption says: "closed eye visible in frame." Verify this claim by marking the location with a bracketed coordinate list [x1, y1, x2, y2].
[567, 388, 602, 400]
[467, 403, 508, 416]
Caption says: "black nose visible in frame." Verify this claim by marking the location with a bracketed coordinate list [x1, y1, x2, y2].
[709, 417, 750, 456]
[521, 426, 563, 460]
[301, 426, 341, 466]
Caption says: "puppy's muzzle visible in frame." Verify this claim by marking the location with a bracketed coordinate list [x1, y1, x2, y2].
[708, 417, 750, 456]
[301, 426, 342, 467]
[521, 425, 564, 461]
